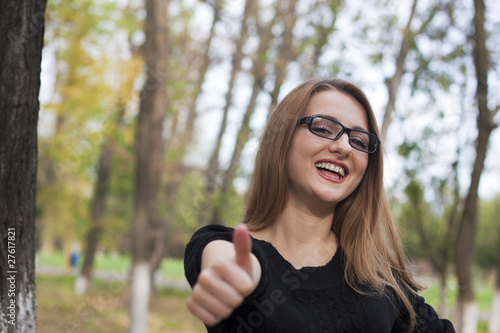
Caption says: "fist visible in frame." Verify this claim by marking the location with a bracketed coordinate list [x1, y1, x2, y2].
[186, 225, 260, 326]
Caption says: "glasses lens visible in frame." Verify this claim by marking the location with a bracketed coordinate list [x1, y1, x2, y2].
[349, 131, 371, 152]
[310, 117, 342, 139]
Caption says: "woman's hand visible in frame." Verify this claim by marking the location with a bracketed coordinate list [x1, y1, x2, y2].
[186, 225, 262, 326]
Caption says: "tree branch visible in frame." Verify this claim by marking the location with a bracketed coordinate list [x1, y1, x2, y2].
[492, 105, 500, 121]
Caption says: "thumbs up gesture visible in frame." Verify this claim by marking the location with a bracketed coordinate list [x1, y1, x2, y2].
[187, 225, 262, 326]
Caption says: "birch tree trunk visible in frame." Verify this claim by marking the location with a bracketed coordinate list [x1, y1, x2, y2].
[75, 141, 113, 295]
[306, 0, 342, 78]
[0, 1, 47, 332]
[128, 0, 169, 331]
[210, 0, 284, 225]
[268, 0, 299, 114]
[150, 2, 222, 286]
[75, 108, 126, 295]
[438, 156, 461, 317]
[489, 268, 500, 333]
[379, 0, 441, 144]
[454, 0, 499, 331]
[198, 0, 255, 227]
[75, 53, 140, 295]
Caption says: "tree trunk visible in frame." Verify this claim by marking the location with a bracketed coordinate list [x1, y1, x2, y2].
[75, 51, 140, 295]
[210, 77, 264, 224]
[438, 268, 449, 317]
[180, 0, 221, 148]
[438, 157, 461, 317]
[379, 0, 442, 144]
[0, 1, 47, 332]
[380, 0, 418, 144]
[198, 0, 255, 227]
[311, 0, 342, 72]
[210, 1, 282, 225]
[75, 141, 113, 295]
[489, 268, 500, 333]
[148, 1, 224, 288]
[454, 0, 498, 331]
[268, 0, 299, 112]
[128, 0, 169, 331]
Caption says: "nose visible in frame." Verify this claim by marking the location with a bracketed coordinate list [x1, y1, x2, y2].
[328, 132, 352, 155]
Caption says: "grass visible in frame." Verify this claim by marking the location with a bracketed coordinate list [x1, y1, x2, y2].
[37, 274, 205, 333]
[419, 281, 492, 333]
[37, 252, 185, 279]
[420, 282, 493, 311]
[37, 273, 493, 332]
[37, 253, 494, 332]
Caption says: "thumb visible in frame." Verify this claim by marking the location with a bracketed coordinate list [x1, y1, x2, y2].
[233, 224, 252, 276]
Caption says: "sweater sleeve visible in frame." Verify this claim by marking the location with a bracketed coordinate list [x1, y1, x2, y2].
[392, 293, 455, 333]
[184, 224, 270, 303]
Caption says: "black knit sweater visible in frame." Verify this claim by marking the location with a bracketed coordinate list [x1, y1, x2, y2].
[184, 225, 455, 333]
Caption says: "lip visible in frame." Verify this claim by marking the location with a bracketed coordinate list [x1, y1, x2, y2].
[314, 159, 349, 183]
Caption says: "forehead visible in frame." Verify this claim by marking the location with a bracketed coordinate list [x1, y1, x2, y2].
[304, 90, 369, 130]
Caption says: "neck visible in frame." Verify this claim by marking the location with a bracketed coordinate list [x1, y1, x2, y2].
[275, 202, 334, 244]
[252, 198, 338, 269]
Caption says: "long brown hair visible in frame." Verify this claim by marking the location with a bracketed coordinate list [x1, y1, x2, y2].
[243, 78, 422, 331]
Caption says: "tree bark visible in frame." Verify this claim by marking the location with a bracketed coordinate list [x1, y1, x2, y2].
[209, 1, 283, 225]
[75, 131, 116, 295]
[268, 0, 299, 112]
[180, 0, 221, 149]
[489, 267, 500, 333]
[198, 0, 255, 227]
[454, 0, 498, 331]
[75, 49, 140, 295]
[438, 157, 461, 316]
[148, 1, 224, 288]
[379, 0, 418, 144]
[379, 0, 442, 144]
[0, 1, 47, 332]
[128, 0, 169, 332]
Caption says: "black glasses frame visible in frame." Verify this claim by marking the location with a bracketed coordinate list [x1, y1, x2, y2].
[298, 115, 381, 153]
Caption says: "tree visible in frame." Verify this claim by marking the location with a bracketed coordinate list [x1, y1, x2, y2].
[197, 0, 255, 227]
[267, 0, 300, 109]
[378, 0, 444, 144]
[128, 0, 169, 331]
[297, 0, 343, 80]
[476, 196, 500, 333]
[397, 138, 460, 317]
[0, 0, 47, 331]
[75, 53, 140, 294]
[209, 0, 300, 225]
[454, 0, 499, 331]
[38, 0, 131, 255]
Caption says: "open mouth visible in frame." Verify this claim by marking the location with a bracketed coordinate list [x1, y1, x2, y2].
[315, 162, 346, 179]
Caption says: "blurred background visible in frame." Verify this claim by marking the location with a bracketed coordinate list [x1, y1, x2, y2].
[35, 0, 499, 332]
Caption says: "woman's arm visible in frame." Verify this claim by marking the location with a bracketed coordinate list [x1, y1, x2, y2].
[186, 225, 262, 326]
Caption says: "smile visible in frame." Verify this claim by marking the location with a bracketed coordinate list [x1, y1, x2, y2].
[315, 162, 346, 178]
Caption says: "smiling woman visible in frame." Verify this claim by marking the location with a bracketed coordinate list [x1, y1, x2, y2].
[286, 90, 370, 212]
[184, 78, 456, 333]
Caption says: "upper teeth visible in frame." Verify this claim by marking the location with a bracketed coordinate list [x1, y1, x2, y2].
[315, 162, 345, 177]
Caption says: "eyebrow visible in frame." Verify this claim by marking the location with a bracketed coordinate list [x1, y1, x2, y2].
[317, 114, 369, 132]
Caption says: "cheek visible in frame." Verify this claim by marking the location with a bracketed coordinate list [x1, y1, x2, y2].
[286, 143, 302, 179]
[352, 156, 369, 185]
[286, 134, 311, 179]
[288, 134, 304, 162]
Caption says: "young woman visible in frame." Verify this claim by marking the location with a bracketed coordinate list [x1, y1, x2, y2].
[184, 78, 455, 332]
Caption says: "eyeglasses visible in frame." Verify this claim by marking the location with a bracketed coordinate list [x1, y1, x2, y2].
[298, 115, 381, 153]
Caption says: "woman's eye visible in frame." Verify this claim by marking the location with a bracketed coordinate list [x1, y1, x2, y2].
[351, 137, 368, 149]
[312, 126, 333, 135]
